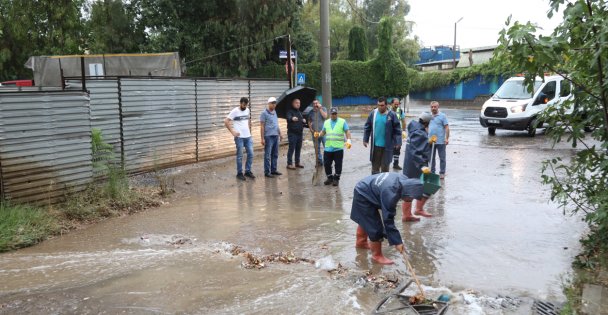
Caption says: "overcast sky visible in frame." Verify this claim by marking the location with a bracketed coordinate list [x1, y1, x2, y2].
[406, 0, 563, 49]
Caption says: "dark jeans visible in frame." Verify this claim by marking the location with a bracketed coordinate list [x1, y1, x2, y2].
[393, 145, 401, 165]
[323, 150, 344, 176]
[371, 146, 389, 174]
[263, 135, 279, 175]
[287, 132, 303, 165]
[431, 143, 447, 174]
[234, 136, 253, 174]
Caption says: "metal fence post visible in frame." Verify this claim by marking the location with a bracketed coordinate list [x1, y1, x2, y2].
[195, 79, 199, 162]
[117, 78, 125, 170]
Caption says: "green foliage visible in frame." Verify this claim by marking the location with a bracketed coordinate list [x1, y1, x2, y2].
[348, 26, 368, 61]
[86, 0, 145, 53]
[90, 128, 132, 201]
[251, 18, 410, 98]
[0, 202, 59, 252]
[0, 0, 84, 80]
[139, 0, 299, 77]
[495, 0, 608, 270]
[410, 62, 508, 92]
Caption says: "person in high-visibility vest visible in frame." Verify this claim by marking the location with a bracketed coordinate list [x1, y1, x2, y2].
[317, 107, 352, 186]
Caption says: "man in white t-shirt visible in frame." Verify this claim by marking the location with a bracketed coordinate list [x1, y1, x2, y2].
[224, 97, 255, 181]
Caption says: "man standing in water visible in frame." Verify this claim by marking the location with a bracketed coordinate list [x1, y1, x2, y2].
[363, 97, 402, 174]
[224, 97, 254, 181]
[286, 98, 305, 170]
[351, 172, 425, 264]
[390, 97, 406, 170]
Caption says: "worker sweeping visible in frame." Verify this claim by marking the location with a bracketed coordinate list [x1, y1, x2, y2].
[350, 172, 425, 265]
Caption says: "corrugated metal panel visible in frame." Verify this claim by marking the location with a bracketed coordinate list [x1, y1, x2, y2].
[68, 79, 122, 161]
[0, 92, 92, 203]
[249, 80, 290, 148]
[196, 79, 249, 160]
[120, 78, 196, 172]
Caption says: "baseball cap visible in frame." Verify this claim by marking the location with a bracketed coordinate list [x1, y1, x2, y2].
[419, 112, 432, 123]
[330, 107, 338, 114]
[267, 97, 277, 103]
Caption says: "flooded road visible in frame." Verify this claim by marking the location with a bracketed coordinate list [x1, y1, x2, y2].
[0, 106, 587, 314]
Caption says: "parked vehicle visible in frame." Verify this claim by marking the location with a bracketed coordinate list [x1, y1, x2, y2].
[479, 75, 572, 136]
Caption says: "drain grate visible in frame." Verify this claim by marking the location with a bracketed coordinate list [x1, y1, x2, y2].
[533, 300, 562, 315]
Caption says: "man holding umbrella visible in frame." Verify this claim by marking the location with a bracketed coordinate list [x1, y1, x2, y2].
[286, 98, 305, 169]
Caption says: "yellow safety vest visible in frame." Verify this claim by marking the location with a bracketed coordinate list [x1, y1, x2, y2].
[324, 118, 346, 149]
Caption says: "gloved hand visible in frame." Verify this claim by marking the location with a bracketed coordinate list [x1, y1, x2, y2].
[345, 139, 352, 149]
[429, 135, 437, 144]
[421, 166, 431, 174]
[402, 131, 407, 139]
[314, 131, 320, 138]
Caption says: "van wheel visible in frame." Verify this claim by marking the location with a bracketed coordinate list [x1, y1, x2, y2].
[488, 127, 496, 135]
[527, 119, 537, 137]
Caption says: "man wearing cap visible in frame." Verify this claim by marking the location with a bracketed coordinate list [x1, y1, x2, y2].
[318, 107, 351, 186]
[401, 112, 433, 221]
[307, 99, 328, 166]
[260, 97, 283, 178]
[363, 97, 403, 174]
[350, 172, 424, 264]
[390, 97, 406, 170]
[225, 97, 255, 181]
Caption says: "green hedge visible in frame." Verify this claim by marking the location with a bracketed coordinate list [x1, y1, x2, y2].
[250, 60, 506, 97]
[250, 58, 410, 98]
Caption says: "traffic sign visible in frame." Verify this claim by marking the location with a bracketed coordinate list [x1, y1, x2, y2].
[279, 50, 298, 59]
[297, 73, 306, 85]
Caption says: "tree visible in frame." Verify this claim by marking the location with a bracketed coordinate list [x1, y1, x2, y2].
[86, 0, 145, 53]
[348, 25, 368, 61]
[0, 0, 84, 81]
[138, 0, 300, 77]
[495, 0, 607, 268]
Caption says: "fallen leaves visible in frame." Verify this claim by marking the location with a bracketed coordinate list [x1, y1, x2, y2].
[228, 245, 315, 269]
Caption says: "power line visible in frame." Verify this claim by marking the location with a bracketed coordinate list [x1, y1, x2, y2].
[184, 34, 288, 66]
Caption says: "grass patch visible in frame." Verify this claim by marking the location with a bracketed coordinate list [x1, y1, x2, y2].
[0, 202, 60, 252]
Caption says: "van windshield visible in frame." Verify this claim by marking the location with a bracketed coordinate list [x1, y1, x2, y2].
[494, 80, 542, 99]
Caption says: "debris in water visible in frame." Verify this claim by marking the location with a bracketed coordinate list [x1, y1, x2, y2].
[225, 245, 315, 269]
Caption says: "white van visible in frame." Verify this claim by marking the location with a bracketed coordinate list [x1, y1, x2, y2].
[479, 75, 572, 136]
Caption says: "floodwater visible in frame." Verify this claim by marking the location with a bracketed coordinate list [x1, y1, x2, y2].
[0, 106, 588, 314]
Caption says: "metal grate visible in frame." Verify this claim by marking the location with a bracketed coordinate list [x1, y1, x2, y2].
[533, 300, 561, 315]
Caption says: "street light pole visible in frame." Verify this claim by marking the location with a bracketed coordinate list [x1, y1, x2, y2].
[453, 17, 463, 69]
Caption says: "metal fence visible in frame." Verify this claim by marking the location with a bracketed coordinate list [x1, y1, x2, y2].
[0, 78, 288, 203]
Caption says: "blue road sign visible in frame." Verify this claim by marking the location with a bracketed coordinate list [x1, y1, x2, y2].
[297, 73, 306, 85]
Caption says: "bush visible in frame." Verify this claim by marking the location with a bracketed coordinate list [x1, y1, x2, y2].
[0, 202, 60, 252]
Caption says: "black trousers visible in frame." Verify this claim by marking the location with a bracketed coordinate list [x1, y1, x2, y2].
[323, 150, 344, 177]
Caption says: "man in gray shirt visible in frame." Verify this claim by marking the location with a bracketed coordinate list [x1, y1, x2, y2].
[260, 97, 283, 178]
[307, 99, 328, 166]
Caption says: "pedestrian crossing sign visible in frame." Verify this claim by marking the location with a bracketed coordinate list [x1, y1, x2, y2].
[297, 73, 306, 85]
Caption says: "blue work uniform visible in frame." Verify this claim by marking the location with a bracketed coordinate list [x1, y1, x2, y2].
[403, 120, 431, 179]
[350, 173, 424, 245]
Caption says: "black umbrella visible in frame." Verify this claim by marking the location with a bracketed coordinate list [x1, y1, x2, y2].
[275, 86, 317, 119]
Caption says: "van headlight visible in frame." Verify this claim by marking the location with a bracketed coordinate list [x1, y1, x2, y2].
[510, 104, 527, 113]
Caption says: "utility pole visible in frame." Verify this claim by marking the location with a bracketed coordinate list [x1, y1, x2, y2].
[287, 34, 293, 88]
[320, 0, 332, 108]
[453, 17, 463, 69]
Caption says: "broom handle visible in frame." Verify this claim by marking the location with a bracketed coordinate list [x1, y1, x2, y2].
[400, 251, 425, 298]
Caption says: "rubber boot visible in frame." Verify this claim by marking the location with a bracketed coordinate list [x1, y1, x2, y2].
[370, 241, 394, 265]
[402, 200, 419, 222]
[355, 226, 370, 249]
[324, 175, 333, 185]
[332, 174, 340, 186]
[414, 198, 433, 217]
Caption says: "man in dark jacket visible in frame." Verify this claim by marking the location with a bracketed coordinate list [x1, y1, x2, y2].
[363, 97, 402, 174]
[350, 172, 424, 264]
[402, 112, 433, 221]
[286, 98, 305, 169]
